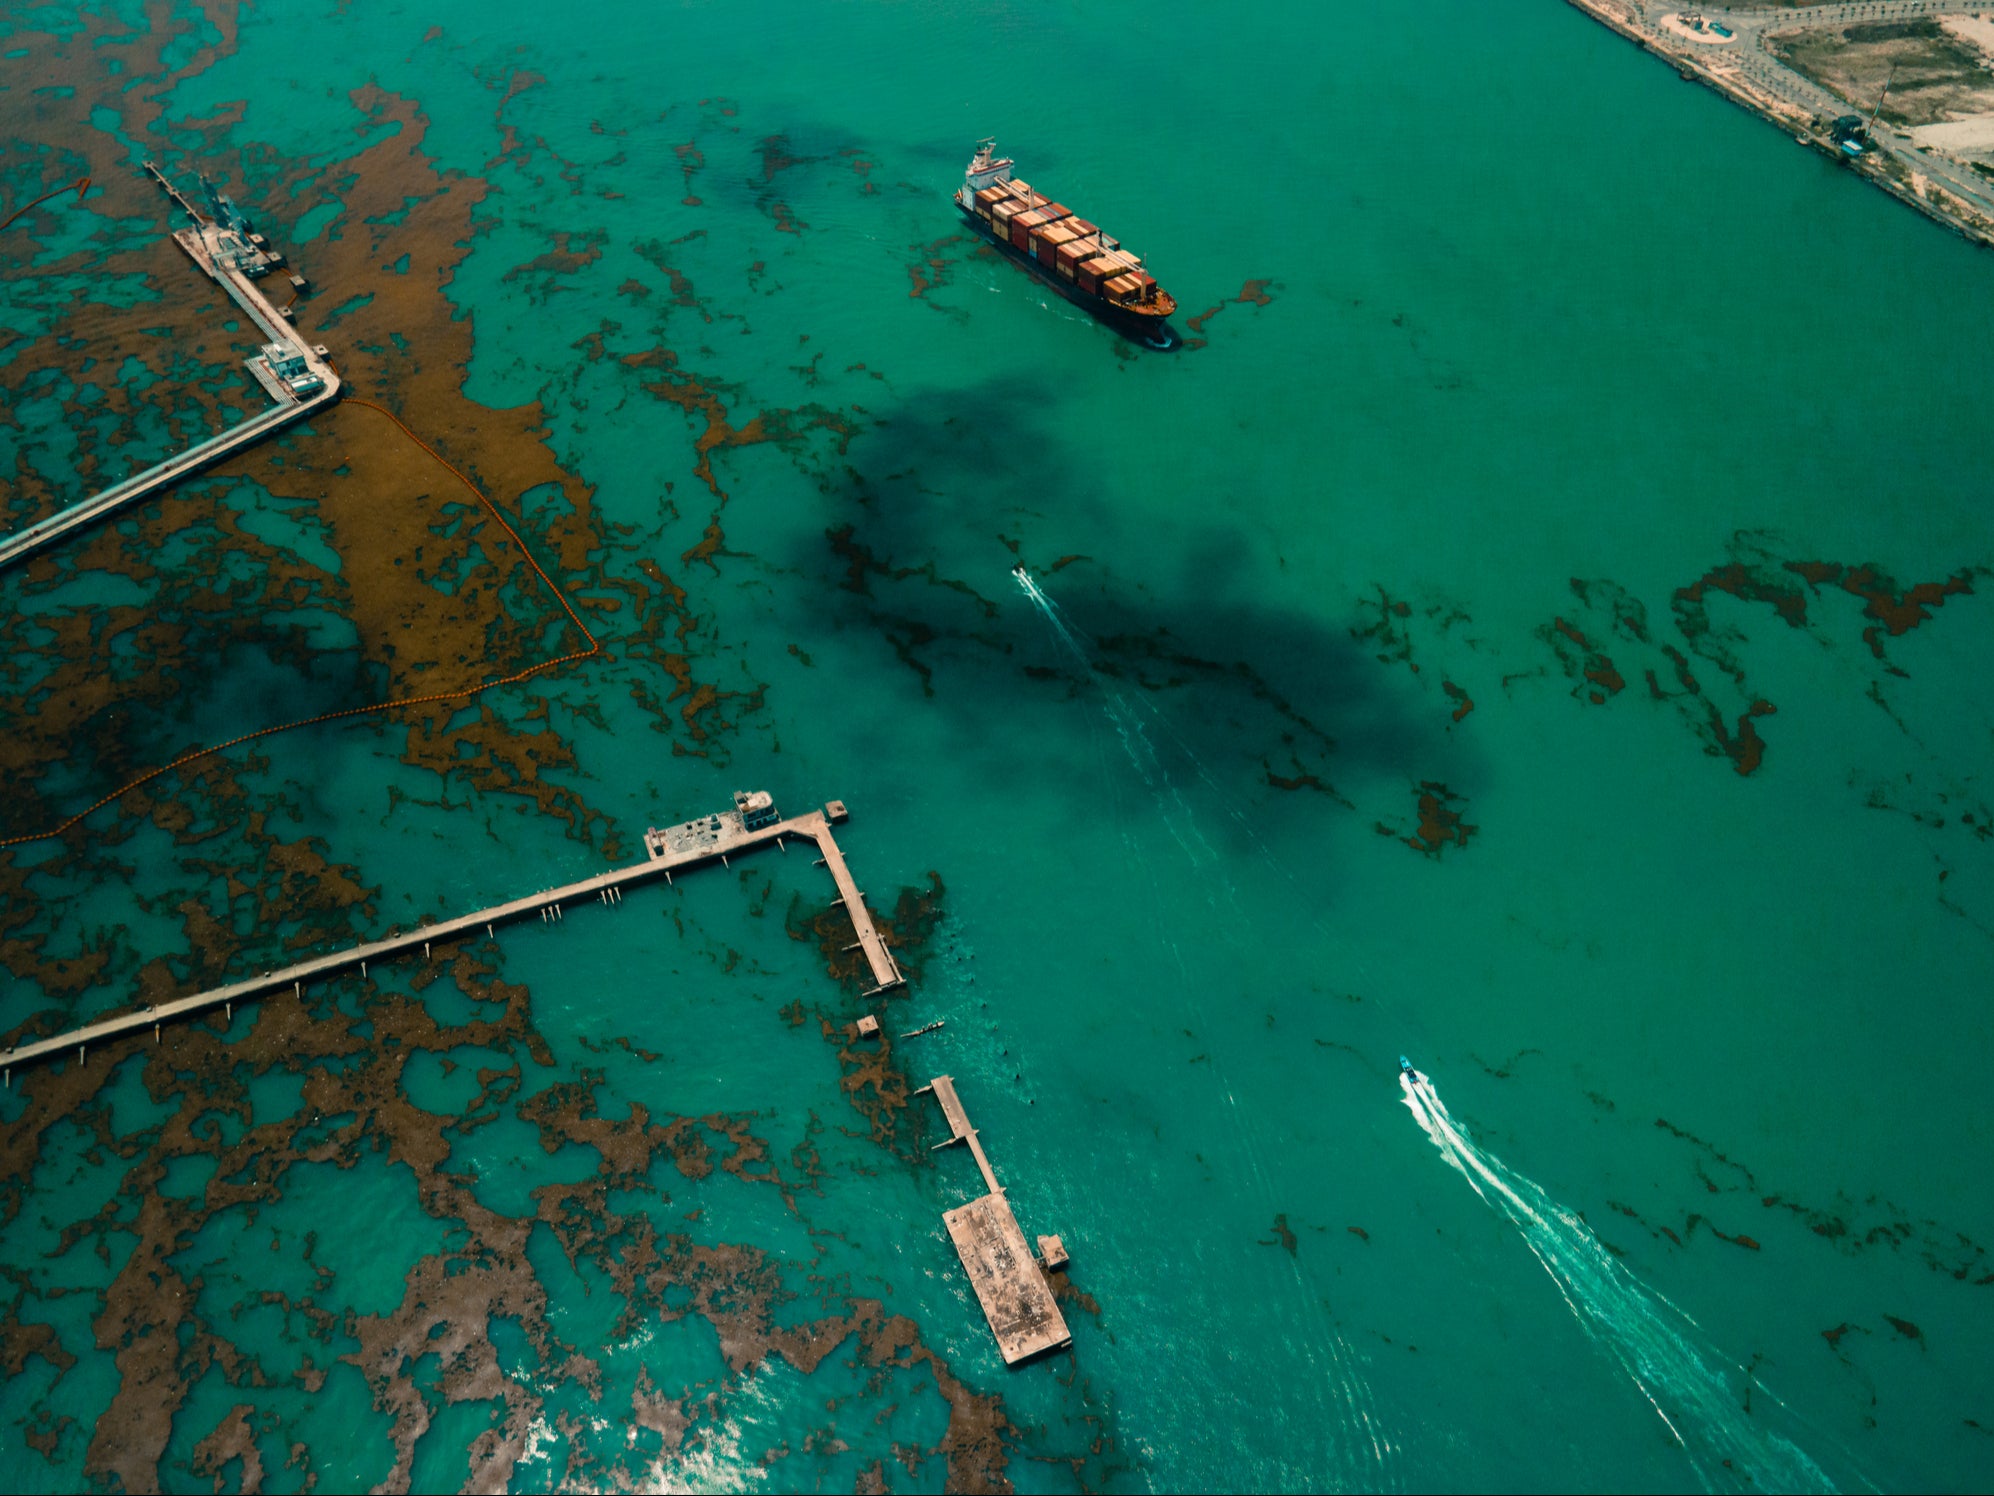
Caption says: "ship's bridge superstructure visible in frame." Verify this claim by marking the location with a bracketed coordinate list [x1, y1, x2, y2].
[956, 139, 1174, 322]
[958, 138, 1014, 210]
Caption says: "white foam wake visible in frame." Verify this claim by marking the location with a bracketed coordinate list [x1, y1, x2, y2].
[1014, 569, 1218, 870]
[1017, 567, 1399, 1486]
[1400, 1073, 1837, 1493]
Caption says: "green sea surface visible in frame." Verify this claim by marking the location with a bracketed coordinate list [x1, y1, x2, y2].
[4, 0, 1993, 1489]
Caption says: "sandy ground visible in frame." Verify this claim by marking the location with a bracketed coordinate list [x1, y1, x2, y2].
[1776, 19, 1994, 127]
[1911, 113, 1994, 151]
[1939, 14, 1994, 59]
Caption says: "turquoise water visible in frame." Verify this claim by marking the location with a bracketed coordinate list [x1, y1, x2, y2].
[4, 0, 1994, 1489]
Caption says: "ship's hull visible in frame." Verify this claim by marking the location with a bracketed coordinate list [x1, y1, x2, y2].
[958, 204, 1178, 349]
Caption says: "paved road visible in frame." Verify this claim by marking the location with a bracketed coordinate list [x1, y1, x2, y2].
[1626, 1, 1994, 227]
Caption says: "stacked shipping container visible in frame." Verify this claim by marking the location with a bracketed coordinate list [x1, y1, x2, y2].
[965, 170, 1164, 308]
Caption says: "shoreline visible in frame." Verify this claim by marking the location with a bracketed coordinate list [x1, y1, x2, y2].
[1564, 0, 1994, 252]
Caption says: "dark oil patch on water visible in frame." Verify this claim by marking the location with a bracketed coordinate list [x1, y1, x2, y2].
[1, 918, 1042, 1490]
[1596, 1117, 1994, 1285]
[1258, 1213, 1299, 1255]
[1377, 781, 1477, 858]
[1538, 544, 1986, 781]
[784, 875, 950, 1159]
[1180, 278, 1279, 352]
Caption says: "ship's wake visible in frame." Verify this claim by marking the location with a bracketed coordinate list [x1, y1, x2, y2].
[1014, 567, 1218, 873]
[1400, 1072, 1841, 1493]
[1016, 566, 1401, 1487]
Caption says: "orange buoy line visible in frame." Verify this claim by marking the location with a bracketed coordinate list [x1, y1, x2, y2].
[0, 176, 92, 234]
[0, 397, 601, 848]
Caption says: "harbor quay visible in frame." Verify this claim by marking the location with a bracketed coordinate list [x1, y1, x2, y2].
[0, 793, 901, 1082]
[0, 163, 341, 573]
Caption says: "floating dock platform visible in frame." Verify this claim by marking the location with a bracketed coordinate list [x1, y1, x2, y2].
[922, 1075, 1071, 1365]
[1, 794, 900, 1080]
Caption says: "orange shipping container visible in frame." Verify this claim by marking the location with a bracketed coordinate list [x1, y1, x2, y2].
[991, 199, 1025, 230]
[1010, 208, 1054, 249]
[1034, 223, 1078, 265]
[1054, 238, 1096, 278]
[1077, 255, 1123, 294]
[1104, 274, 1141, 300]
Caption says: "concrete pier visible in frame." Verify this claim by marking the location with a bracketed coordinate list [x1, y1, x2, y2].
[921, 1075, 1071, 1365]
[0, 170, 340, 574]
[1, 796, 900, 1080]
[926, 1074, 1002, 1195]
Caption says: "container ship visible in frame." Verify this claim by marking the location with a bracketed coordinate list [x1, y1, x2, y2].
[955, 139, 1177, 347]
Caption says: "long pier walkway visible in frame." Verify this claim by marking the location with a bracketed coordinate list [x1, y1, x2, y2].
[1, 796, 901, 1081]
[0, 169, 341, 574]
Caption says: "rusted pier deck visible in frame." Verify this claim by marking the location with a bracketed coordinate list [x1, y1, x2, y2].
[920, 1075, 1071, 1365]
[2, 794, 901, 1081]
[0, 166, 340, 574]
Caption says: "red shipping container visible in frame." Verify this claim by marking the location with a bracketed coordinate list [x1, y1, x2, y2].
[1077, 255, 1122, 294]
[1010, 209, 1052, 249]
[1035, 223, 1078, 265]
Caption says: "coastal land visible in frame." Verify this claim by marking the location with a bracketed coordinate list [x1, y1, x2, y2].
[1567, 0, 1994, 248]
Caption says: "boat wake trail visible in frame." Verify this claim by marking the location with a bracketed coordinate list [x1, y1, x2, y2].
[1400, 1072, 1838, 1493]
[1014, 568, 1218, 871]
[1017, 567, 1399, 1487]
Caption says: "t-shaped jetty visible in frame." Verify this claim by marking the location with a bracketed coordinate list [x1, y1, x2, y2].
[1, 793, 900, 1082]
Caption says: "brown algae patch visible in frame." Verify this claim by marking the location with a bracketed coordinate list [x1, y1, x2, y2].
[2, 929, 1044, 1489]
